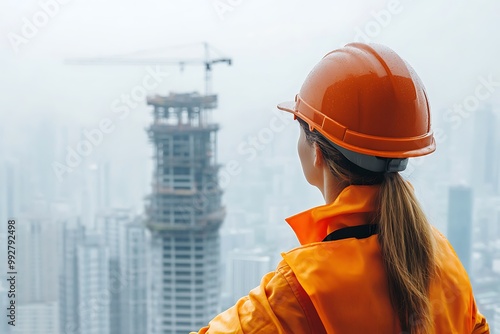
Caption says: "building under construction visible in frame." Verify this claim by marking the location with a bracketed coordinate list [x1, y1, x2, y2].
[145, 92, 225, 334]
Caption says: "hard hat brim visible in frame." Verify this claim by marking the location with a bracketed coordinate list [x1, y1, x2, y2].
[278, 100, 412, 172]
[277, 101, 297, 114]
[277, 98, 436, 159]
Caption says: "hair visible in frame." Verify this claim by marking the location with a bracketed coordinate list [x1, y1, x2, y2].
[297, 118, 436, 334]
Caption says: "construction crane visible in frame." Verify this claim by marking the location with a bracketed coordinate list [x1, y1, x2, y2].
[65, 42, 232, 95]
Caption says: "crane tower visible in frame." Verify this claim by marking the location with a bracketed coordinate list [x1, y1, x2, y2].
[66, 43, 230, 333]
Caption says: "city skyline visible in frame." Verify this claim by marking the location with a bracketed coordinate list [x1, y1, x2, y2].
[1, 99, 499, 333]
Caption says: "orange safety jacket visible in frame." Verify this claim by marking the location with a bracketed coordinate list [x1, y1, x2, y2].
[191, 185, 489, 333]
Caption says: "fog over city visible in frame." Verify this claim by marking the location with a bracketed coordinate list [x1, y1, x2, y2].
[1, 0, 499, 333]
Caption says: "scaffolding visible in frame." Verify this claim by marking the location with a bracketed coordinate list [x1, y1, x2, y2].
[145, 91, 225, 333]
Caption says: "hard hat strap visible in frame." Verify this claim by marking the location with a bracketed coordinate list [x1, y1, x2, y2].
[322, 223, 379, 242]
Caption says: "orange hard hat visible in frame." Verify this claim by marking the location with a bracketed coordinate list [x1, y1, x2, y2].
[278, 43, 436, 172]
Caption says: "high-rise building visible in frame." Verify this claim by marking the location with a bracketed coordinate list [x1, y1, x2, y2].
[472, 106, 498, 194]
[59, 218, 85, 334]
[95, 209, 132, 334]
[13, 302, 59, 334]
[60, 211, 148, 334]
[33, 119, 58, 202]
[17, 208, 60, 304]
[219, 227, 255, 309]
[226, 249, 271, 304]
[77, 233, 110, 334]
[120, 218, 148, 334]
[0, 158, 24, 277]
[474, 196, 500, 252]
[447, 185, 473, 273]
[1, 158, 21, 222]
[8, 201, 63, 334]
[145, 92, 225, 334]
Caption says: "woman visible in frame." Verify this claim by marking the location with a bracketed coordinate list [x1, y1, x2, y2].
[192, 43, 489, 333]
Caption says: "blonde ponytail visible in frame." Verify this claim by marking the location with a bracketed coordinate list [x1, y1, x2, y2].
[378, 172, 435, 334]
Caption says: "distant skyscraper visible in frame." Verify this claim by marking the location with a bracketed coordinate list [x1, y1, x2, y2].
[59, 218, 85, 334]
[77, 233, 110, 334]
[17, 210, 59, 304]
[219, 228, 255, 309]
[33, 118, 57, 202]
[95, 209, 132, 334]
[227, 249, 271, 304]
[472, 106, 497, 194]
[120, 218, 148, 334]
[10, 204, 61, 334]
[447, 185, 473, 273]
[89, 162, 112, 213]
[145, 92, 225, 334]
[60, 210, 147, 334]
[0, 158, 21, 223]
[13, 302, 59, 334]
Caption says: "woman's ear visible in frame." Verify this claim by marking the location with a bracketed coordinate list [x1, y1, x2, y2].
[313, 142, 324, 168]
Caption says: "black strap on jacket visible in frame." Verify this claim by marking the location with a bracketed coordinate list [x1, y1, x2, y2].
[322, 224, 380, 242]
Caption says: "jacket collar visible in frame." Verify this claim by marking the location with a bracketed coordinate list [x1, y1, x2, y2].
[285, 185, 380, 245]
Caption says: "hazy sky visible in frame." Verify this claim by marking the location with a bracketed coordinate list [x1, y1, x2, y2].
[1, 0, 499, 213]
